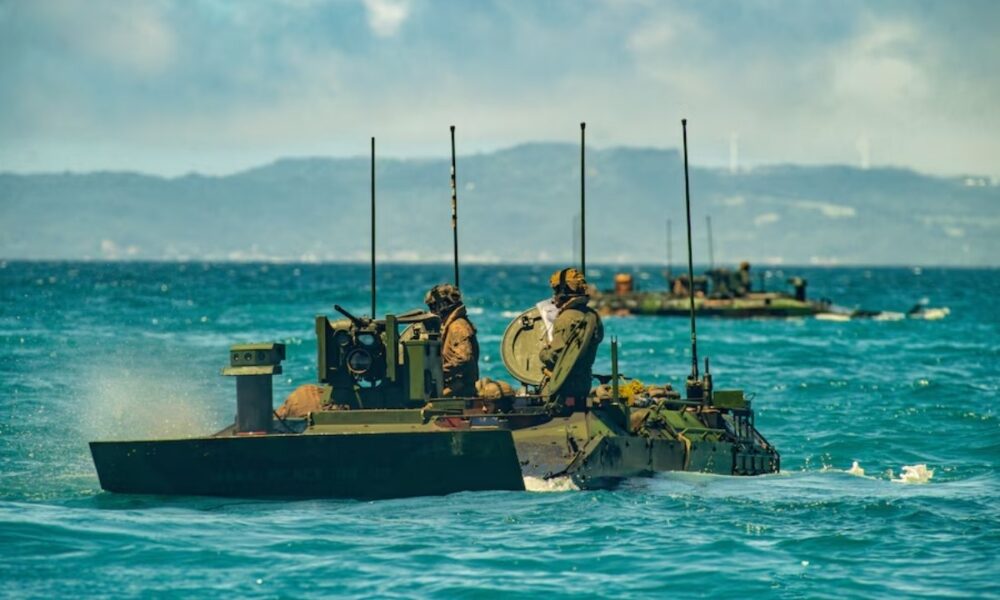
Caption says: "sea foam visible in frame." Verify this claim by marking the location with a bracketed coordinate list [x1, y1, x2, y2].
[891, 464, 934, 484]
[523, 476, 579, 492]
[847, 461, 866, 477]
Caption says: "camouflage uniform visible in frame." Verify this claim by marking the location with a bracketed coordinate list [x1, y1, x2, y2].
[440, 305, 480, 396]
[539, 268, 604, 408]
[425, 284, 480, 397]
[737, 261, 752, 295]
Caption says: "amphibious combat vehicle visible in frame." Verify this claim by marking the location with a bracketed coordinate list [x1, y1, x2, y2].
[88, 120, 781, 500]
[89, 301, 780, 499]
[591, 267, 946, 320]
[590, 267, 833, 318]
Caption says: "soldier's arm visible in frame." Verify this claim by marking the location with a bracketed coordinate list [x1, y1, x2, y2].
[590, 312, 604, 344]
[442, 320, 474, 374]
[539, 313, 574, 368]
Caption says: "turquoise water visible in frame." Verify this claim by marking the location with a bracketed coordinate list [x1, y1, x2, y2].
[1, 262, 997, 598]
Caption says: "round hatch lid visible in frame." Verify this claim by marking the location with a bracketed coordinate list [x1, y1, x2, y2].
[501, 299, 556, 386]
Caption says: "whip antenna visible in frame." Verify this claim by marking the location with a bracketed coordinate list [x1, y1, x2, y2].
[580, 122, 586, 275]
[681, 119, 699, 383]
[450, 125, 460, 288]
[370, 136, 376, 318]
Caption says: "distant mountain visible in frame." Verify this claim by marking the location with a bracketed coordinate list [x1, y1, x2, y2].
[1, 144, 997, 265]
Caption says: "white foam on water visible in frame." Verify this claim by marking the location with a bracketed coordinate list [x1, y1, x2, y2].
[911, 307, 950, 320]
[523, 476, 579, 492]
[500, 310, 520, 318]
[815, 313, 851, 322]
[873, 311, 905, 321]
[847, 461, 866, 477]
[891, 464, 934, 484]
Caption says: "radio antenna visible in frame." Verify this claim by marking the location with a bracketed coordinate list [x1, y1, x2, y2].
[370, 136, 376, 318]
[681, 119, 699, 384]
[580, 122, 587, 275]
[450, 125, 460, 288]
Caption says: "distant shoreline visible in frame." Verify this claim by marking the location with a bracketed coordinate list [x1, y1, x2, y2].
[2, 259, 996, 270]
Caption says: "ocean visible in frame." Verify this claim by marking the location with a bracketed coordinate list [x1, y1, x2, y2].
[1, 261, 997, 598]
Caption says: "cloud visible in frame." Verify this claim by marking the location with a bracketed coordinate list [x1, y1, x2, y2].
[754, 213, 780, 227]
[832, 20, 927, 110]
[30, 0, 177, 74]
[363, 0, 409, 37]
[0, 0, 997, 177]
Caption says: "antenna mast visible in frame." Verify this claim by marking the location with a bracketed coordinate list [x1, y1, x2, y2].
[681, 119, 699, 383]
[450, 125, 460, 288]
[370, 136, 376, 318]
[580, 122, 586, 275]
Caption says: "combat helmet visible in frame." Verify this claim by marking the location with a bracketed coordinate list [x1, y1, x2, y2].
[549, 267, 588, 304]
[424, 283, 463, 316]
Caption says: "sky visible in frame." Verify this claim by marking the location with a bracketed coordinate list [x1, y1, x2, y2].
[1, 0, 998, 178]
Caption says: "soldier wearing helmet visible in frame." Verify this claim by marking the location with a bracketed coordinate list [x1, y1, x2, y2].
[424, 284, 480, 397]
[737, 261, 752, 296]
[538, 267, 604, 412]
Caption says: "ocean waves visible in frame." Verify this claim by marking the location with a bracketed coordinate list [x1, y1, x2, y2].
[1, 262, 997, 598]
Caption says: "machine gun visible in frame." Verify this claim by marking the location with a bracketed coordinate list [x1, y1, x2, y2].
[315, 308, 444, 409]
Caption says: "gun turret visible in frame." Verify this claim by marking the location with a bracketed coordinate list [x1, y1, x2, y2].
[315, 309, 443, 409]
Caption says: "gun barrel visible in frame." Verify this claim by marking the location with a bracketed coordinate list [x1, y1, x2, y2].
[334, 304, 364, 327]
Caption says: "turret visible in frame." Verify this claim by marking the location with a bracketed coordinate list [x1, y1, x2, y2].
[315, 308, 444, 409]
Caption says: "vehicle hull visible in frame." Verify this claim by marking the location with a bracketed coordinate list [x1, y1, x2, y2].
[90, 407, 779, 499]
[90, 429, 525, 500]
[591, 292, 827, 318]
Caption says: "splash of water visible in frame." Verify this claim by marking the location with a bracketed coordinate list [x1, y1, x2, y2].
[847, 461, 865, 476]
[523, 476, 579, 492]
[77, 368, 221, 441]
[815, 313, 852, 322]
[891, 464, 934, 484]
[873, 311, 905, 321]
[912, 307, 950, 320]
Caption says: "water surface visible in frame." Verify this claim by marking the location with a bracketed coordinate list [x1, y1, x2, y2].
[1, 262, 997, 598]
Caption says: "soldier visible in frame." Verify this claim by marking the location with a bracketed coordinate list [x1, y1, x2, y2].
[424, 284, 480, 397]
[788, 276, 808, 302]
[539, 268, 604, 413]
[737, 261, 752, 296]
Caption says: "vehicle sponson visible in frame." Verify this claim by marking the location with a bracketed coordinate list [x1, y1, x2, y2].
[90, 428, 525, 499]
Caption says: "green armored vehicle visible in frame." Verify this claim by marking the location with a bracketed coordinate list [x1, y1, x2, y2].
[89, 301, 780, 500]
[89, 120, 780, 500]
[591, 266, 835, 318]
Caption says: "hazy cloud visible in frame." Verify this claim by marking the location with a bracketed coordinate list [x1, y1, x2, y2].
[362, 0, 409, 37]
[754, 213, 781, 227]
[0, 0, 997, 177]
